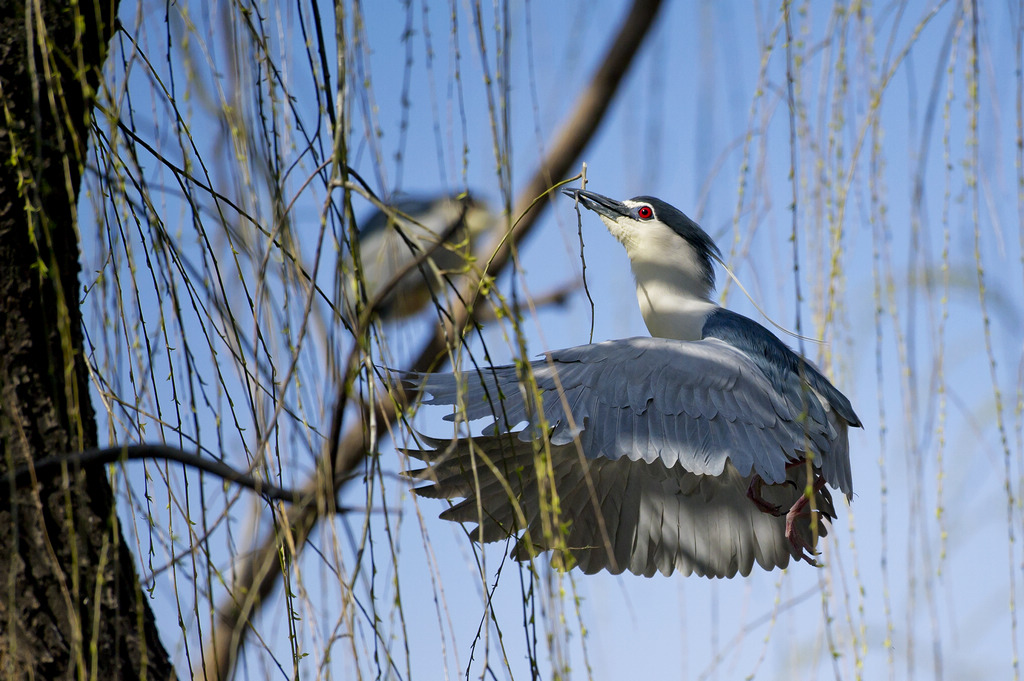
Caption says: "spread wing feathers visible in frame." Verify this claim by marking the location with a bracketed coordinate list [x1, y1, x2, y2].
[407, 336, 852, 497]
[404, 433, 835, 578]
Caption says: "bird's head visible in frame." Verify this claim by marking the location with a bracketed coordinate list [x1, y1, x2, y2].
[563, 188, 721, 300]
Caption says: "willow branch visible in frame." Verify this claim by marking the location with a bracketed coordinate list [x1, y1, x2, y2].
[195, 1, 664, 678]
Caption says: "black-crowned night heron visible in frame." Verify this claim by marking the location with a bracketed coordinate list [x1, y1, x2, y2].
[350, 193, 493, 320]
[398, 189, 861, 578]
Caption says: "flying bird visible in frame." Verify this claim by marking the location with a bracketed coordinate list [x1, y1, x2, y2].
[400, 189, 860, 578]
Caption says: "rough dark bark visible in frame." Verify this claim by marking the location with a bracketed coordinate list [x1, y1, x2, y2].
[0, 1, 174, 679]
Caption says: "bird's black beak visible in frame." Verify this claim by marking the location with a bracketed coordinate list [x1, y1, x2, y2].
[561, 188, 630, 220]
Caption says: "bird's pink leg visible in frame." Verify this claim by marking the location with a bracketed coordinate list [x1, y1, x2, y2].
[747, 460, 811, 516]
[786, 472, 827, 565]
[746, 475, 783, 516]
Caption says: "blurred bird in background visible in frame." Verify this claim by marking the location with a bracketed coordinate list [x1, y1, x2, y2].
[348, 193, 494, 322]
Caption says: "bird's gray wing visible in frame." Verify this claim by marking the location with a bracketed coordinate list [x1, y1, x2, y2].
[408, 336, 839, 489]
[701, 308, 857, 495]
[404, 433, 834, 578]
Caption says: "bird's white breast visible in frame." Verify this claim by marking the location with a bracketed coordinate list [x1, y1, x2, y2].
[632, 271, 718, 341]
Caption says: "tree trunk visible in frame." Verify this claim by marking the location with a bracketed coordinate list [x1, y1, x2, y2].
[0, 1, 174, 678]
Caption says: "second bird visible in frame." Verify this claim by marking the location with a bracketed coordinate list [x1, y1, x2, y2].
[350, 193, 493, 320]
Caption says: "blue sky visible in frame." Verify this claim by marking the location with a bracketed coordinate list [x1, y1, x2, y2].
[82, 0, 1024, 678]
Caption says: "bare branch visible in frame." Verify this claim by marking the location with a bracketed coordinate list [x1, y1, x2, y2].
[5, 446, 346, 508]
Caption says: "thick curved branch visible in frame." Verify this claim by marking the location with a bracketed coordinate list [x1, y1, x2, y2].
[195, 1, 663, 678]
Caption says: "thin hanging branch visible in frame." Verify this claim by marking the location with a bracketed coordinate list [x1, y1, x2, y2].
[194, 0, 664, 678]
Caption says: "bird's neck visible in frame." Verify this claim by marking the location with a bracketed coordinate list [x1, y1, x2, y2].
[631, 262, 718, 341]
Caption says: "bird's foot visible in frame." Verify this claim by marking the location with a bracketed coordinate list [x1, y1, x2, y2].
[785, 506, 822, 566]
[784, 474, 827, 566]
[746, 476, 783, 516]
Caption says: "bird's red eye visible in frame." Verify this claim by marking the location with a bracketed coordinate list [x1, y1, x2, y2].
[637, 205, 653, 220]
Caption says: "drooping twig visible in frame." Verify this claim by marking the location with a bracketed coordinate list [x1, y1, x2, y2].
[195, 1, 664, 678]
